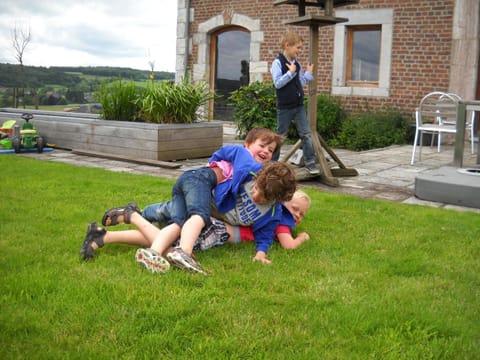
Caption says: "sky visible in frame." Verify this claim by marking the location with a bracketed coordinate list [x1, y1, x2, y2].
[0, 0, 178, 72]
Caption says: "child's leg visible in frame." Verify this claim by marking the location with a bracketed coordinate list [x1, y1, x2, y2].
[272, 108, 295, 161]
[80, 224, 152, 261]
[130, 212, 181, 254]
[103, 229, 151, 248]
[178, 214, 205, 254]
[294, 106, 316, 165]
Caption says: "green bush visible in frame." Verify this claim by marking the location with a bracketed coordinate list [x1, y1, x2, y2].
[335, 107, 410, 151]
[315, 93, 346, 143]
[137, 78, 212, 124]
[95, 79, 139, 121]
[229, 81, 278, 138]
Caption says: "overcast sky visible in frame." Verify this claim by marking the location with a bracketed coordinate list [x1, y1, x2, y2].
[0, 0, 177, 72]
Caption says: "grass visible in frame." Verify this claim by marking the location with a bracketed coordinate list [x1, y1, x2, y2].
[1, 155, 479, 359]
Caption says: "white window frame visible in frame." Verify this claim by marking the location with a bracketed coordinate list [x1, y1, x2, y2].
[332, 9, 393, 97]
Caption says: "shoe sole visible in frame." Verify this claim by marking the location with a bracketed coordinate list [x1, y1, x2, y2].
[167, 252, 207, 275]
[135, 248, 170, 274]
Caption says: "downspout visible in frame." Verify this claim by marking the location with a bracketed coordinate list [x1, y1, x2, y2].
[184, 0, 191, 80]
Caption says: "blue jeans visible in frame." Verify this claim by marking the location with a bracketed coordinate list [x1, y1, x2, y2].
[164, 167, 217, 227]
[142, 201, 173, 225]
[273, 105, 316, 165]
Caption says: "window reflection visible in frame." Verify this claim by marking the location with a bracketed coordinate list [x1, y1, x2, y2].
[350, 28, 380, 82]
[214, 29, 250, 120]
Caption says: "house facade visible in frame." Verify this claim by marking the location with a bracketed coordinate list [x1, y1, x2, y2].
[175, 0, 479, 121]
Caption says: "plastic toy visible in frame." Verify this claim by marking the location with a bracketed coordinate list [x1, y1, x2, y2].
[11, 113, 45, 153]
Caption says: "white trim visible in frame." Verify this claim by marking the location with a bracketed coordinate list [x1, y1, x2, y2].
[332, 9, 394, 97]
[188, 12, 262, 84]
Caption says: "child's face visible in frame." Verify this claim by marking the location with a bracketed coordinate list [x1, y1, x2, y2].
[251, 185, 268, 204]
[284, 41, 303, 60]
[245, 138, 276, 163]
[284, 196, 310, 225]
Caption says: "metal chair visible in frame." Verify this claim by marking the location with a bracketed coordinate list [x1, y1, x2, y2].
[411, 91, 458, 165]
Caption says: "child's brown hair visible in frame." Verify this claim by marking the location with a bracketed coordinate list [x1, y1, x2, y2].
[244, 127, 284, 153]
[254, 162, 297, 203]
[280, 31, 304, 50]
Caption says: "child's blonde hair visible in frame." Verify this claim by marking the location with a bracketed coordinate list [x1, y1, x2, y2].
[280, 31, 304, 49]
[291, 189, 311, 208]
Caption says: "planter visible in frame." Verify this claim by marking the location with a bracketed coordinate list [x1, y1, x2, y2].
[0, 109, 223, 161]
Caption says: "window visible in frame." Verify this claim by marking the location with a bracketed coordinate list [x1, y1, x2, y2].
[209, 27, 250, 120]
[332, 9, 393, 97]
[346, 26, 381, 86]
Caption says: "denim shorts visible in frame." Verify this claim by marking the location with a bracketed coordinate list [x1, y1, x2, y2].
[169, 167, 217, 227]
[142, 201, 173, 225]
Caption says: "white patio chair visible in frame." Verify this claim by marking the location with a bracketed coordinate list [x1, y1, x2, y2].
[411, 91, 458, 165]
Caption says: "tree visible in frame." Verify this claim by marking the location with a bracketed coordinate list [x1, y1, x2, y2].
[11, 22, 31, 108]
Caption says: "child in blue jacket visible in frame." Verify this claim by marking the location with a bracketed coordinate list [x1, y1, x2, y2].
[82, 128, 296, 274]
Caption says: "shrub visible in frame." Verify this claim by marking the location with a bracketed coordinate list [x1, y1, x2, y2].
[136, 78, 212, 124]
[335, 107, 410, 151]
[315, 93, 346, 143]
[229, 81, 299, 140]
[229, 81, 277, 138]
[95, 79, 139, 121]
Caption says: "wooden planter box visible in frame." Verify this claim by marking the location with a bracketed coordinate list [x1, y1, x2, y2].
[0, 109, 223, 161]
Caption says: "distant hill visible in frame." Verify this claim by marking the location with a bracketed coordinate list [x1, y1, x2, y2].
[0, 63, 175, 88]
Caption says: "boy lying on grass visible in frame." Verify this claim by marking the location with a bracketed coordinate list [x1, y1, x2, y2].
[81, 127, 297, 274]
[80, 189, 311, 266]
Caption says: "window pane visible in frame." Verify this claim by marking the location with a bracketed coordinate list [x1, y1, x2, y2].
[351, 30, 380, 81]
[214, 30, 250, 120]
[216, 31, 250, 81]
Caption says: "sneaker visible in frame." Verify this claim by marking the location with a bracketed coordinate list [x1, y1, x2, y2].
[135, 248, 170, 274]
[80, 222, 106, 260]
[167, 247, 207, 275]
[305, 163, 321, 175]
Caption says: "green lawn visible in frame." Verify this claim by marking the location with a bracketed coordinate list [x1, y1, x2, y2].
[1, 155, 478, 359]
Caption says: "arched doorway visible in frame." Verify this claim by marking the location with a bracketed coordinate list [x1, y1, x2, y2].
[209, 27, 250, 121]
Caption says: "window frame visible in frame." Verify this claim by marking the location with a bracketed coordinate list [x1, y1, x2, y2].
[346, 25, 381, 87]
[332, 9, 393, 97]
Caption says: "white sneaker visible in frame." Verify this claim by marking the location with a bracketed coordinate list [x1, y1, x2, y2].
[167, 247, 207, 275]
[135, 248, 170, 274]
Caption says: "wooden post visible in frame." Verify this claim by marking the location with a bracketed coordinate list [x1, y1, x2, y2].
[308, 25, 339, 186]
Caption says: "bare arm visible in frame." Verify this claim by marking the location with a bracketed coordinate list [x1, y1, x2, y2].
[276, 231, 310, 249]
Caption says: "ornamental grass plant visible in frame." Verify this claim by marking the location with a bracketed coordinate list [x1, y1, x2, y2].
[1, 155, 479, 359]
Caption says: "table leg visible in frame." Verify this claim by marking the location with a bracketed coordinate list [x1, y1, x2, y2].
[453, 102, 466, 167]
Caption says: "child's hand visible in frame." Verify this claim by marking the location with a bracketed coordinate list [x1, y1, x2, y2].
[286, 61, 297, 74]
[298, 232, 310, 243]
[305, 63, 314, 73]
[253, 251, 272, 264]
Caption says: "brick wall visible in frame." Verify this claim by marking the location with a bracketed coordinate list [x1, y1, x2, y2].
[188, 0, 456, 118]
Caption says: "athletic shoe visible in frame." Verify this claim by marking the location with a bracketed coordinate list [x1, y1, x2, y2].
[135, 248, 170, 274]
[167, 247, 207, 275]
[80, 221, 106, 260]
[305, 163, 321, 175]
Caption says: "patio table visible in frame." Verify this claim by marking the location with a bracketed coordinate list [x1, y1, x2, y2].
[453, 99, 480, 166]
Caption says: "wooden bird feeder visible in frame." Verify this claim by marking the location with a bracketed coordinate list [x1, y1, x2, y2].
[274, 0, 359, 186]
